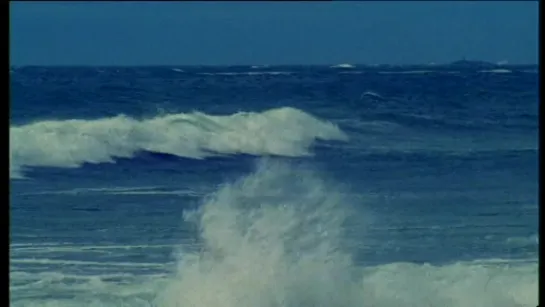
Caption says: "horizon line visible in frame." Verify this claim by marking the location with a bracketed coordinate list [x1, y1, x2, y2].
[9, 62, 539, 68]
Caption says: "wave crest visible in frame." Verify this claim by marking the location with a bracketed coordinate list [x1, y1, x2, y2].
[10, 107, 347, 178]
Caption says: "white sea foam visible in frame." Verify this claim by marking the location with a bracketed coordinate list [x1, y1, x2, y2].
[153, 161, 537, 307]
[10, 107, 347, 178]
[9, 258, 538, 306]
[9, 161, 538, 306]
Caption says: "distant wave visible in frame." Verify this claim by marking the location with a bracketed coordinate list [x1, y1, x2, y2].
[10, 107, 347, 178]
[479, 69, 512, 74]
[506, 234, 539, 247]
[339, 71, 364, 75]
[330, 63, 355, 68]
[17, 186, 204, 197]
[377, 70, 434, 74]
[197, 71, 291, 76]
[359, 91, 386, 100]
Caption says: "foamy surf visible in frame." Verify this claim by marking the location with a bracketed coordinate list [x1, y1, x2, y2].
[153, 160, 537, 307]
[9, 107, 347, 178]
[9, 160, 538, 306]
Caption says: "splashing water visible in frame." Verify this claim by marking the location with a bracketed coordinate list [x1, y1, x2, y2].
[155, 160, 363, 307]
[153, 160, 537, 307]
[10, 160, 538, 306]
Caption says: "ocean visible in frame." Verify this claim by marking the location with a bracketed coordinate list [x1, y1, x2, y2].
[9, 65, 539, 306]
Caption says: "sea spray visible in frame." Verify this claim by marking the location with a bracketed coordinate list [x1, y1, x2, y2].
[153, 160, 537, 307]
[154, 160, 364, 307]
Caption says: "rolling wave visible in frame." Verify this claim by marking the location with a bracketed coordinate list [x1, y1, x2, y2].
[10, 107, 347, 178]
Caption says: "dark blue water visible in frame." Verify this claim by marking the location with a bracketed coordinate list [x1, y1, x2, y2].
[10, 65, 538, 306]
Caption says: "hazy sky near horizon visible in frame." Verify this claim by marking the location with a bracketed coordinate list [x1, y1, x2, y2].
[10, 1, 538, 66]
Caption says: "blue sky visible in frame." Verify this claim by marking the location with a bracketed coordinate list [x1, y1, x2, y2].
[10, 1, 538, 66]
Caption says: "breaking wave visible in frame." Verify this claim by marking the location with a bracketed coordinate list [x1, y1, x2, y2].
[10, 161, 538, 306]
[9, 107, 347, 178]
[154, 161, 537, 307]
